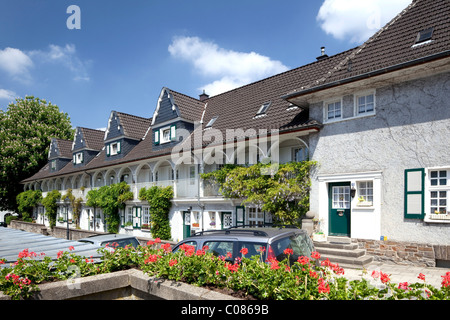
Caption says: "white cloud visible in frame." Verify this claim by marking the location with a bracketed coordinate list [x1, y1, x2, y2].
[29, 44, 91, 81]
[0, 47, 33, 82]
[0, 88, 17, 101]
[168, 36, 289, 96]
[317, 0, 413, 43]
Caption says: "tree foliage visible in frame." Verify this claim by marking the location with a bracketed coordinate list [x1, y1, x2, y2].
[87, 182, 134, 233]
[0, 96, 73, 211]
[201, 161, 317, 225]
[139, 186, 173, 240]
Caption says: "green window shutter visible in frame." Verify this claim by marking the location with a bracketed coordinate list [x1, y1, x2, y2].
[117, 141, 121, 154]
[106, 144, 110, 157]
[170, 125, 176, 141]
[80, 152, 83, 163]
[404, 168, 425, 219]
[135, 207, 142, 228]
[154, 131, 159, 145]
[73, 154, 76, 163]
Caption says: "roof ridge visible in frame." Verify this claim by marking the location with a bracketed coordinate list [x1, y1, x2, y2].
[310, 0, 418, 89]
[203, 47, 358, 100]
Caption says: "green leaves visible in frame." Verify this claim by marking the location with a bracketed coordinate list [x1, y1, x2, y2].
[86, 182, 134, 233]
[16, 190, 42, 222]
[41, 190, 61, 228]
[139, 186, 173, 240]
[1, 96, 73, 211]
[201, 161, 317, 225]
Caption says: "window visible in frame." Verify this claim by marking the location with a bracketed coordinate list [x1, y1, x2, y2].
[430, 170, 447, 186]
[204, 241, 234, 261]
[357, 93, 375, 114]
[256, 102, 271, 116]
[292, 147, 307, 162]
[50, 160, 56, 171]
[205, 116, 218, 128]
[415, 27, 434, 45]
[106, 141, 121, 156]
[157, 125, 176, 144]
[358, 181, 373, 204]
[327, 101, 341, 120]
[125, 207, 133, 225]
[142, 206, 151, 227]
[332, 186, 350, 209]
[247, 207, 265, 226]
[74, 152, 83, 164]
[429, 169, 449, 215]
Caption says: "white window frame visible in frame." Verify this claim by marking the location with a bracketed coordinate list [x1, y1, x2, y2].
[158, 125, 176, 144]
[357, 181, 373, 206]
[75, 152, 83, 164]
[142, 206, 151, 226]
[323, 98, 342, 122]
[354, 90, 376, 117]
[110, 142, 120, 155]
[426, 168, 450, 221]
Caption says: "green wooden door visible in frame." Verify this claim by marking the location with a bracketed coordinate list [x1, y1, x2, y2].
[183, 211, 191, 239]
[328, 182, 351, 236]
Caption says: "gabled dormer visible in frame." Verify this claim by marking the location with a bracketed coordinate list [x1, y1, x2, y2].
[48, 138, 73, 172]
[104, 111, 151, 160]
[151, 87, 204, 150]
[72, 127, 105, 167]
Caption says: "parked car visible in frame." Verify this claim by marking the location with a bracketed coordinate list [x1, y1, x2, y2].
[172, 225, 315, 264]
[78, 234, 140, 249]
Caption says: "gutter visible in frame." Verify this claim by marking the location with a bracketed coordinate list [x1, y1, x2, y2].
[282, 50, 450, 100]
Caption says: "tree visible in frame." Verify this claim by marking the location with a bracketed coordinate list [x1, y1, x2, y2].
[0, 96, 74, 211]
[201, 161, 317, 225]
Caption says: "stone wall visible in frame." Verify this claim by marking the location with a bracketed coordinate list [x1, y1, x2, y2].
[355, 238, 450, 268]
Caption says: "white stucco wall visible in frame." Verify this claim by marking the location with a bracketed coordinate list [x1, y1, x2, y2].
[309, 71, 450, 244]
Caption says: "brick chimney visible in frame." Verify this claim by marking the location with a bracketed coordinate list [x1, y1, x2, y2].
[199, 90, 209, 101]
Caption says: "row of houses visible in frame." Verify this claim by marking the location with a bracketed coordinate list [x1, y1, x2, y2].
[22, 0, 450, 249]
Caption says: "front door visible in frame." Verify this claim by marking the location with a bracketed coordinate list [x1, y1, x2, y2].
[183, 211, 191, 239]
[328, 182, 351, 236]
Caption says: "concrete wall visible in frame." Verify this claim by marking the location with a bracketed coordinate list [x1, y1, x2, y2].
[309, 71, 450, 244]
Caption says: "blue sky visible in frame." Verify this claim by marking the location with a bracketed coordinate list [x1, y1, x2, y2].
[0, 0, 411, 130]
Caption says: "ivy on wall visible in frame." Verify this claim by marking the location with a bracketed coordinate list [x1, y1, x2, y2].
[41, 190, 61, 228]
[139, 186, 173, 240]
[16, 190, 42, 222]
[86, 182, 134, 233]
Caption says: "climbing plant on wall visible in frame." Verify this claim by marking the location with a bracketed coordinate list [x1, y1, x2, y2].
[63, 189, 83, 229]
[41, 190, 61, 228]
[16, 190, 42, 222]
[201, 161, 317, 225]
[139, 186, 173, 240]
[87, 182, 134, 233]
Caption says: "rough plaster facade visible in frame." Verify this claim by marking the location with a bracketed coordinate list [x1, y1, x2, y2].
[308, 71, 450, 245]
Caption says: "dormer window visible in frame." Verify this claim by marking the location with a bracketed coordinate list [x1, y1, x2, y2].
[154, 125, 176, 145]
[106, 141, 121, 157]
[50, 160, 56, 171]
[74, 152, 83, 164]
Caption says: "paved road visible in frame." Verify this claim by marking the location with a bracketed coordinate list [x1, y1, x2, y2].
[341, 262, 449, 288]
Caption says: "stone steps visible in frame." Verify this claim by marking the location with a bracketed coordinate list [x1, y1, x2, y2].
[314, 237, 373, 269]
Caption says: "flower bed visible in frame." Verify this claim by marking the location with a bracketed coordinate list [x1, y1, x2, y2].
[1, 240, 449, 300]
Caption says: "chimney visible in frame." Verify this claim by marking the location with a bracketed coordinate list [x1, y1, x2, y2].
[199, 90, 209, 101]
[316, 46, 328, 61]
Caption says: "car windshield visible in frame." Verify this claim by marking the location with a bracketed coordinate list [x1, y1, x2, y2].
[270, 233, 314, 263]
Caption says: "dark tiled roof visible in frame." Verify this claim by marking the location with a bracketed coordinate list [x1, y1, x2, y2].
[170, 90, 205, 122]
[287, 0, 450, 95]
[115, 112, 152, 140]
[201, 49, 354, 138]
[79, 127, 104, 151]
[51, 139, 73, 159]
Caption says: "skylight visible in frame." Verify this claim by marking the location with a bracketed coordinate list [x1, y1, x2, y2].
[205, 116, 218, 128]
[415, 27, 434, 45]
[256, 102, 271, 116]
